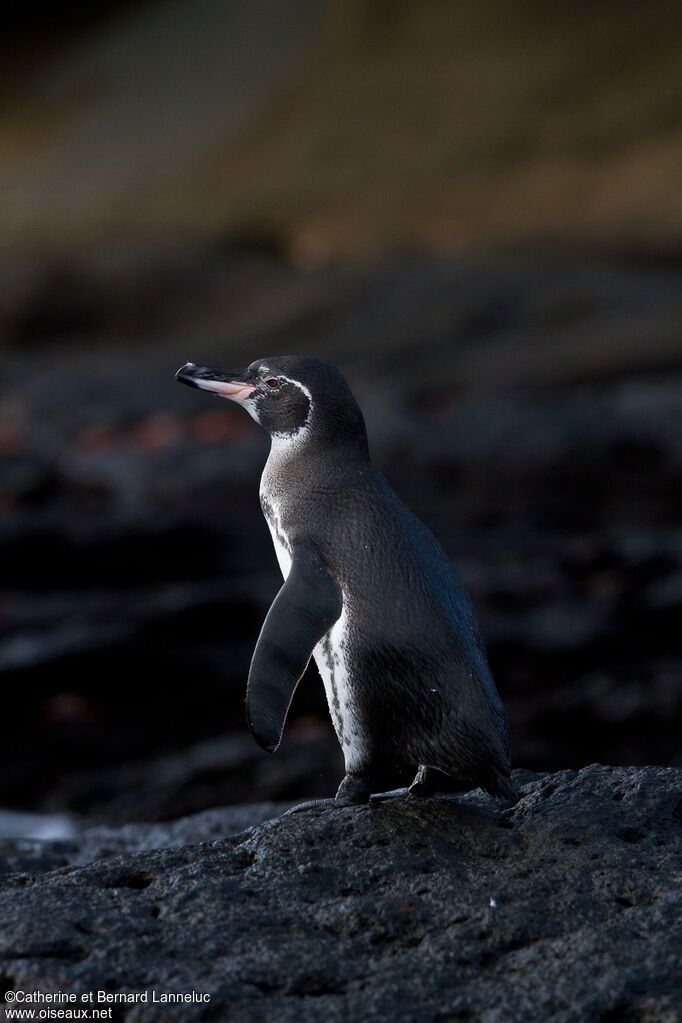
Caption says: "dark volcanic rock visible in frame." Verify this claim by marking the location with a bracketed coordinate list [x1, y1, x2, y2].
[0, 765, 680, 1022]
[0, 801, 294, 877]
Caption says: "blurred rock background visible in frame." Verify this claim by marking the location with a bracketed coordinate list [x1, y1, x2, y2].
[0, 0, 680, 828]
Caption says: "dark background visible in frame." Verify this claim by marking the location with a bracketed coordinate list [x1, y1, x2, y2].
[0, 0, 680, 826]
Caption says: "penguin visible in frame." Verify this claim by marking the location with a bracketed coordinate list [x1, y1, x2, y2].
[176, 356, 518, 805]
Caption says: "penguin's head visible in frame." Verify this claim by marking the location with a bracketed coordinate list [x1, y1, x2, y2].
[176, 356, 368, 454]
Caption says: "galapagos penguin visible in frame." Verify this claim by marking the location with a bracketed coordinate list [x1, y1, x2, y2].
[176, 357, 517, 805]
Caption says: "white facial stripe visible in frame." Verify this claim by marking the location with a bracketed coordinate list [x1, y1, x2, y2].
[277, 375, 313, 404]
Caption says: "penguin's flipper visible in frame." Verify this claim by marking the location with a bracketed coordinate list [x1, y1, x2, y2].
[246, 547, 342, 753]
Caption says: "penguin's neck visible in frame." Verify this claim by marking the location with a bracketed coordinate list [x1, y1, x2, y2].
[268, 424, 314, 464]
[261, 427, 313, 502]
[267, 416, 370, 470]
[261, 423, 370, 510]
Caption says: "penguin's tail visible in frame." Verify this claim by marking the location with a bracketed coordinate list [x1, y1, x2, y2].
[484, 770, 520, 807]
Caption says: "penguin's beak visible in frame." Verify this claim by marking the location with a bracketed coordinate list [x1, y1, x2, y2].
[175, 363, 256, 401]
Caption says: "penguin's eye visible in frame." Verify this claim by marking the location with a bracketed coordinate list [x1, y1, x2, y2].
[265, 378, 280, 389]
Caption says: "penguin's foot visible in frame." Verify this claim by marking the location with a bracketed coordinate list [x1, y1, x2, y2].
[369, 787, 409, 802]
[279, 775, 412, 817]
[335, 772, 374, 805]
[337, 775, 411, 805]
[281, 775, 377, 814]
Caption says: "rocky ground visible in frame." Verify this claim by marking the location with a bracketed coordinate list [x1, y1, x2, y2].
[0, 766, 680, 1022]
